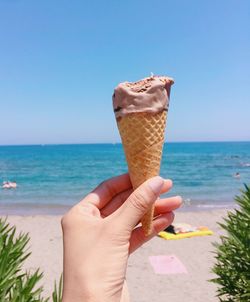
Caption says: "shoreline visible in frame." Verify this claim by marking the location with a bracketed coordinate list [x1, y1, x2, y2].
[0, 201, 237, 216]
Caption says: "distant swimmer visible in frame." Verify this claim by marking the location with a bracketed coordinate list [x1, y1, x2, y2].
[2, 181, 17, 189]
[9, 181, 17, 188]
[233, 172, 240, 179]
[2, 181, 10, 189]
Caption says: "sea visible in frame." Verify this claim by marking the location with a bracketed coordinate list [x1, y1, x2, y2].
[0, 142, 250, 214]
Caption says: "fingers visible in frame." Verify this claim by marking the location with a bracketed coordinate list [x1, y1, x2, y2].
[129, 212, 175, 253]
[83, 173, 132, 209]
[154, 196, 182, 216]
[160, 179, 173, 194]
[101, 193, 181, 218]
[101, 188, 133, 218]
[128, 194, 182, 253]
[112, 176, 165, 231]
[101, 178, 173, 217]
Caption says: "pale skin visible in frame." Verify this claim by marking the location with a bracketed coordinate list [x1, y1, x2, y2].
[61, 174, 182, 302]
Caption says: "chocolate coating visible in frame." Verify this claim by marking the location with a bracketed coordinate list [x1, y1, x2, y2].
[113, 75, 174, 118]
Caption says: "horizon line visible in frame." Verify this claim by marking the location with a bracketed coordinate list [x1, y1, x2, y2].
[0, 140, 250, 147]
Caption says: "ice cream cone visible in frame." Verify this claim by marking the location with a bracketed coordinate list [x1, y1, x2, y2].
[117, 110, 167, 235]
[113, 75, 174, 236]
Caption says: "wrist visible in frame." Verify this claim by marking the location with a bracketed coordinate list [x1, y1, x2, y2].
[62, 280, 123, 302]
[62, 291, 122, 302]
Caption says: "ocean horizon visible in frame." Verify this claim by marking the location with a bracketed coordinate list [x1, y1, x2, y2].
[1, 141, 250, 214]
[1, 140, 249, 147]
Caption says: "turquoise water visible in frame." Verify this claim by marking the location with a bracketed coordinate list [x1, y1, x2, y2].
[0, 142, 250, 213]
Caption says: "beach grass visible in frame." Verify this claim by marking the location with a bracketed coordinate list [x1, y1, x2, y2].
[0, 217, 62, 302]
[211, 185, 250, 301]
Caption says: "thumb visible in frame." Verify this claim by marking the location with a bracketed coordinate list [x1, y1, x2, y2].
[114, 176, 164, 231]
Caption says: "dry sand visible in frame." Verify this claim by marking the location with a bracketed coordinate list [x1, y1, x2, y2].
[5, 209, 230, 302]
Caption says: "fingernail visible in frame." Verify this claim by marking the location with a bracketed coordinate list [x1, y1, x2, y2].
[177, 196, 184, 207]
[177, 195, 183, 203]
[148, 176, 164, 194]
[164, 179, 173, 187]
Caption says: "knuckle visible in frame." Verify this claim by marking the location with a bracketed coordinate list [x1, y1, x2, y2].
[104, 180, 117, 198]
[96, 178, 117, 199]
[61, 210, 74, 230]
[145, 184, 159, 200]
[61, 214, 69, 229]
[130, 190, 149, 213]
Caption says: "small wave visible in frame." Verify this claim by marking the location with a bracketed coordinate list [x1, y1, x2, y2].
[183, 198, 192, 205]
[241, 163, 250, 167]
[196, 204, 232, 209]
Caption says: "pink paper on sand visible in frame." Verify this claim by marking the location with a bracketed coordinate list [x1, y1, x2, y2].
[149, 255, 188, 275]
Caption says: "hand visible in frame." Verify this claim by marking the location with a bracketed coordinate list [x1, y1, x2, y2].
[61, 174, 182, 302]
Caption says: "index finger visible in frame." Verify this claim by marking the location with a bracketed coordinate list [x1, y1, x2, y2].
[83, 173, 132, 209]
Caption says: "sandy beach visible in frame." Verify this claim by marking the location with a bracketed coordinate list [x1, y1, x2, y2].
[4, 208, 231, 302]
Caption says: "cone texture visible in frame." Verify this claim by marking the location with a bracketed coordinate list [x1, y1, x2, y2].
[117, 110, 167, 236]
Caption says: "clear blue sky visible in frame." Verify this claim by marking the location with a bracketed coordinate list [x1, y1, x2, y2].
[0, 0, 249, 145]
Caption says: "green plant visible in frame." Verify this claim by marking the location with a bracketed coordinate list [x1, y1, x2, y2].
[0, 217, 62, 301]
[211, 185, 250, 302]
[52, 275, 63, 302]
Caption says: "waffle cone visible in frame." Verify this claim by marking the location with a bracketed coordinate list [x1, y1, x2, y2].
[117, 110, 167, 236]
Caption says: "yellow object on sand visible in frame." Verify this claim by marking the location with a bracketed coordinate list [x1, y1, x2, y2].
[158, 229, 213, 240]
